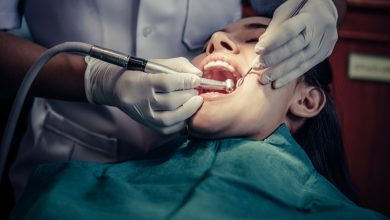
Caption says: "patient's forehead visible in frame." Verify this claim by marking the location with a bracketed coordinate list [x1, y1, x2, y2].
[224, 17, 271, 33]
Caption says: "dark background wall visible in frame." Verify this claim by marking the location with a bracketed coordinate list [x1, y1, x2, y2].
[329, 0, 390, 216]
[244, 0, 390, 216]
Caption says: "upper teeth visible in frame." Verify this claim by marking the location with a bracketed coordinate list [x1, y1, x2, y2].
[204, 60, 236, 73]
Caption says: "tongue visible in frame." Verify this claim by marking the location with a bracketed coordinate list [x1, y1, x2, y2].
[203, 67, 237, 82]
[198, 88, 228, 94]
[200, 68, 237, 94]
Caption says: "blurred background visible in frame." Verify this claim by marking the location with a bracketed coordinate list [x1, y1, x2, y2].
[329, 0, 390, 217]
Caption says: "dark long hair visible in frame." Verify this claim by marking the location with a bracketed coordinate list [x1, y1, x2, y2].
[293, 59, 358, 203]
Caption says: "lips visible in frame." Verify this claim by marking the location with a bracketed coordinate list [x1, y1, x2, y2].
[199, 55, 244, 95]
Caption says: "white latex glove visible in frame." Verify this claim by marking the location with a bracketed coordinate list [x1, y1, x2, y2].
[252, 0, 338, 88]
[84, 56, 203, 134]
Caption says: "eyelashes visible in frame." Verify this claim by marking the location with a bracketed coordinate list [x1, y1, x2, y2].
[201, 36, 259, 53]
[245, 38, 259, 43]
[201, 39, 257, 53]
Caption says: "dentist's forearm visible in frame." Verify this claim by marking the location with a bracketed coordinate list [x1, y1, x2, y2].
[0, 31, 87, 101]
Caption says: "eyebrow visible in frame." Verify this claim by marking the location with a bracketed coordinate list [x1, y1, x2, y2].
[243, 23, 268, 30]
[201, 22, 269, 49]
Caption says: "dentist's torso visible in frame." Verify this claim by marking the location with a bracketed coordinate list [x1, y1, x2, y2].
[10, 0, 242, 200]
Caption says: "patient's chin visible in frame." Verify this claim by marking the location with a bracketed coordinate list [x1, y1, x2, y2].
[188, 113, 224, 139]
[188, 116, 211, 139]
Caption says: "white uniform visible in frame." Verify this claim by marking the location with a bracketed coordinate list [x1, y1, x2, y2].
[1, 0, 242, 199]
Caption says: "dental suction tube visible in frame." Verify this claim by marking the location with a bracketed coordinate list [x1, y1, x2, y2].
[0, 42, 92, 182]
[0, 42, 233, 182]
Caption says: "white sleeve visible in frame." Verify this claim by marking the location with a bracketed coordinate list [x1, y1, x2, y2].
[0, 0, 22, 30]
[249, 0, 286, 17]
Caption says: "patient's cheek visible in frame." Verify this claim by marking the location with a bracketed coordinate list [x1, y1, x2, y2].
[191, 55, 204, 68]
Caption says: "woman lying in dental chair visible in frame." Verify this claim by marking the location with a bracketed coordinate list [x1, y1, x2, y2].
[11, 17, 387, 219]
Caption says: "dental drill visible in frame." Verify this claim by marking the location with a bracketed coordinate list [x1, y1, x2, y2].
[89, 46, 234, 92]
[0, 42, 234, 182]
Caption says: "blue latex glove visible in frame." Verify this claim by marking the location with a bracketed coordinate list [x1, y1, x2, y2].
[253, 0, 338, 88]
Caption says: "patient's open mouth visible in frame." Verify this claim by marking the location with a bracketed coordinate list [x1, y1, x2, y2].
[200, 60, 241, 94]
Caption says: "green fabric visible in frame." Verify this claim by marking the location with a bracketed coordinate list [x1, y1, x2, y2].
[12, 125, 387, 220]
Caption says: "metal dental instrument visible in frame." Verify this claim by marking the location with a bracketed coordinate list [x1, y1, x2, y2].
[240, 0, 308, 85]
[142, 60, 235, 92]
[198, 78, 235, 93]
[89, 46, 234, 92]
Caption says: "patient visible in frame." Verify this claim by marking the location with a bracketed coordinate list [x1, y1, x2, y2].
[11, 17, 387, 219]
[190, 16, 356, 201]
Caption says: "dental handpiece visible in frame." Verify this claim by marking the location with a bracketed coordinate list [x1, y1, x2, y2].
[89, 46, 234, 92]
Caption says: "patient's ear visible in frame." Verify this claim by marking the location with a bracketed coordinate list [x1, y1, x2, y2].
[289, 83, 326, 119]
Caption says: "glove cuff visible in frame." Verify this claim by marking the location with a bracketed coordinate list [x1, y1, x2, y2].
[84, 56, 95, 104]
[84, 56, 124, 106]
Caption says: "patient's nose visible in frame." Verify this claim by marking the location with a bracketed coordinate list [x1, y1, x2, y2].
[206, 32, 239, 55]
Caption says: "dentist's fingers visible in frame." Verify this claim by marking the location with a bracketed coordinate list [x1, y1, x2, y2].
[254, 14, 307, 59]
[258, 32, 309, 70]
[264, 0, 303, 31]
[152, 57, 203, 77]
[152, 121, 187, 135]
[152, 96, 203, 127]
[264, 32, 334, 88]
[150, 73, 200, 92]
[251, 0, 338, 89]
[260, 41, 318, 85]
[272, 43, 334, 89]
[272, 54, 317, 89]
[152, 89, 198, 111]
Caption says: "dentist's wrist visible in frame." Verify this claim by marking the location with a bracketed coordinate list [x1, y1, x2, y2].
[331, 0, 347, 28]
[84, 56, 123, 106]
[84, 56, 95, 104]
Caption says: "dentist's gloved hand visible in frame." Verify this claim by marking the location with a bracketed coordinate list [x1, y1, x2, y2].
[84, 56, 203, 134]
[253, 0, 338, 88]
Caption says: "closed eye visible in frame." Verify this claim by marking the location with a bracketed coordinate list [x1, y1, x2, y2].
[245, 38, 259, 43]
